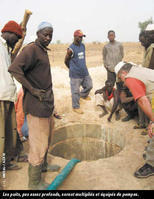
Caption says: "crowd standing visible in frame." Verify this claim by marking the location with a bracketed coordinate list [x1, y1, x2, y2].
[0, 18, 154, 190]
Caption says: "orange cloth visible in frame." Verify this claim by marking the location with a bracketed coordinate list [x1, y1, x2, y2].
[15, 88, 24, 137]
[105, 88, 115, 101]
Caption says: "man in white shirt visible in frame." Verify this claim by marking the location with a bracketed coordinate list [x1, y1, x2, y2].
[0, 21, 23, 173]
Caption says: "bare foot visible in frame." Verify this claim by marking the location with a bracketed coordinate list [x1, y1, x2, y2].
[99, 112, 108, 118]
[115, 112, 120, 120]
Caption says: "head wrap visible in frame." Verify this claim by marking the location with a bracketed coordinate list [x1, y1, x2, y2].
[1, 20, 23, 38]
[145, 24, 154, 31]
[37, 21, 53, 32]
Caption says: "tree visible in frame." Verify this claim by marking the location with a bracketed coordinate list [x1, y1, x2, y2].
[138, 17, 153, 31]
[56, 40, 61, 44]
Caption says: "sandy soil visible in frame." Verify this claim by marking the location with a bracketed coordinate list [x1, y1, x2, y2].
[2, 42, 154, 190]
[48, 42, 144, 68]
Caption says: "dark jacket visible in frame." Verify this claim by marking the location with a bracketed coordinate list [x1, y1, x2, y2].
[8, 40, 54, 118]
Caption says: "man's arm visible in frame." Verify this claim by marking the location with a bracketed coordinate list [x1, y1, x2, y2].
[102, 47, 107, 69]
[64, 48, 72, 68]
[8, 47, 46, 101]
[137, 96, 154, 121]
[95, 86, 106, 95]
[149, 49, 154, 69]
[108, 89, 119, 122]
[120, 44, 124, 59]
[137, 96, 154, 138]
[120, 90, 134, 103]
[125, 78, 154, 137]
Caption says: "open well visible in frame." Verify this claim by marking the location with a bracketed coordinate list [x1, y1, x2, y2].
[49, 124, 125, 161]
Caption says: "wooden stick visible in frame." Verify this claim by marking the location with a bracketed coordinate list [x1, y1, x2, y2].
[12, 9, 32, 61]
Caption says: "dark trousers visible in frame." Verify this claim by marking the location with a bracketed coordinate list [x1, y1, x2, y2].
[122, 101, 138, 118]
[0, 101, 23, 166]
[138, 106, 149, 127]
[107, 70, 116, 85]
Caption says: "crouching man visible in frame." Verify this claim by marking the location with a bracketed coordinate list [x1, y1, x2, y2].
[120, 84, 138, 122]
[95, 80, 121, 122]
[115, 61, 154, 178]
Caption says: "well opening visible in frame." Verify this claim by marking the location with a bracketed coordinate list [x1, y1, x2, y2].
[49, 124, 125, 161]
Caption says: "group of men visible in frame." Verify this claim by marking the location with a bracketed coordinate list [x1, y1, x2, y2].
[96, 27, 154, 178]
[0, 19, 154, 191]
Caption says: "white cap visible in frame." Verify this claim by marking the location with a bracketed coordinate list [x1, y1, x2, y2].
[145, 24, 154, 31]
[37, 21, 53, 32]
[128, 61, 137, 66]
[114, 61, 125, 74]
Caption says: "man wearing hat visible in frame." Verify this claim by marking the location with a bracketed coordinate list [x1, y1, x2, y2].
[8, 22, 60, 190]
[64, 30, 93, 114]
[0, 20, 23, 173]
[136, 24, 154, 131]
[115, 61, 154, 178]
[139, 24, 154, 69]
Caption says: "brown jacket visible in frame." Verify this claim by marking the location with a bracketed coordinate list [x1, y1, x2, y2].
[8, 40, 54, 117]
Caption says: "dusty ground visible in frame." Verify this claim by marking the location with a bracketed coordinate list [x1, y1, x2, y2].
[2, 42, 154, 190]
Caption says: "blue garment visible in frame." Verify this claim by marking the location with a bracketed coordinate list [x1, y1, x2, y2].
[70, 75, 93, 108]
[21, 115, 29, 137]
[69, 43, 89, 78]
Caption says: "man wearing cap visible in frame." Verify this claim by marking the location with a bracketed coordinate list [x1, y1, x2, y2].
[64, 30, 93, 114]
[103, 30, 124, 86]
[115, 61, 154, 178]
[0, 20, 23, 173]
[8, 22, 60, 190]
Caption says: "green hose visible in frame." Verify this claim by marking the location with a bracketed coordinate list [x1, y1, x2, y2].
[47, 158, 80, 190]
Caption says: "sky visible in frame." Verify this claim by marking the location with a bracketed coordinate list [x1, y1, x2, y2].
[0, 0, 154, 43]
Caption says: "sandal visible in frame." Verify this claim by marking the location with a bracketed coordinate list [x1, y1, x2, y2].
[16, 154, 28, 162]
[141, 131, 148, 136]
[6, 163, 22, 171]
[53, 113, 62, 119]
[20, 136, 28, 142]
[133, 125, 146, 129]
